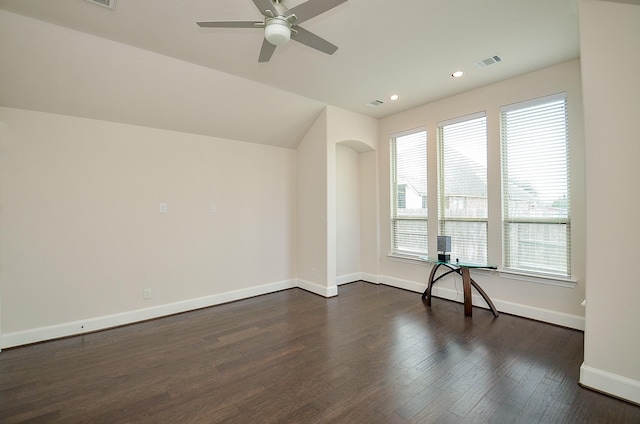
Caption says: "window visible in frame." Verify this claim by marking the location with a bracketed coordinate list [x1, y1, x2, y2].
[501, 93, 570, 277]
[438, 112, 488, 263]
[390, 129, 427, 255]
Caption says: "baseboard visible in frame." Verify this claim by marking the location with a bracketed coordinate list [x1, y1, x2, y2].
[0, 274, 585, 349]
[0, 279, 295, 350]
[379, 274, 425, 293]
[580, 364, 640, 405]
[379, 274, 585, 330]
[297, 278, 338, 298]
[360, 272, 379, 284]
[336, 272, 379, 285]
[492, 297, 585, 330]
[336, 273, 361, 285]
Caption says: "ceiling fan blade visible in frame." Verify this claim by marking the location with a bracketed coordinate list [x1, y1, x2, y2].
[197, 21, 261, 28]
[291, 26, 338, 55]
[252, 0, 279, 17]
[286, 0, 348, 25]
[258, 38, 277, 62]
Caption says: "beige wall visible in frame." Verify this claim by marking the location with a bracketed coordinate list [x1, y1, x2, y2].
[297, 106, 378, 294]
[330, 107, 379, 285]
[359, 151, 380, 280]
[378, 59, 586, 329]
[296, 110, 330, 293]
[0, 107, 297, 344]
[336, 145, 361, 279]
[336, 145, 380, 284]
[579, 0, 640, 404]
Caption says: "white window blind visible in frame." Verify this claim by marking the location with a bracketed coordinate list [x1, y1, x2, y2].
[390, 129, 427, 255]
[501, 93, 570, 277]
[437, 112, 488, 263]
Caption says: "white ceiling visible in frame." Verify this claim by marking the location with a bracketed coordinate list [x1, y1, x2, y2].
[0, 0, 581, 147]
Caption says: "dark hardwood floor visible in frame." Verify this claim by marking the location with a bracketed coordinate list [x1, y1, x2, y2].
[1, 281, 638, 423]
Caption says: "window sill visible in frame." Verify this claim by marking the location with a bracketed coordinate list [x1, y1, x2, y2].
[497, 269, 576, 288]
[387, 253, 426, 264]
[387, 253, 577, 288]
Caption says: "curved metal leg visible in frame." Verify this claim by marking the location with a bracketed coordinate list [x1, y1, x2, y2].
[461, 267, 473, 316]
[469, 278, 499, 317]
[422, 263, 441, 305]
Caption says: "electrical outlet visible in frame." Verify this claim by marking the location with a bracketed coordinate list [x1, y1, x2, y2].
[143, 289, 152, 299]
[159, 203, 167, 213]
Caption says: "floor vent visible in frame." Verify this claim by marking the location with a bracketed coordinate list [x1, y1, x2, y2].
[85, 0, 116, 9]
[475, 55, 502, 68]
[366, 99, 384, 107]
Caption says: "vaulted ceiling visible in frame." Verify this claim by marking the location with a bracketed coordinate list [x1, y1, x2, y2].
[0, 0, 580, 148]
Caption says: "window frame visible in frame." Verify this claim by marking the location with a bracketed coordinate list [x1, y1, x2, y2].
[390, 128, 428, 257]
[500, 92, 571, 278]
[437, 112, 489, 264]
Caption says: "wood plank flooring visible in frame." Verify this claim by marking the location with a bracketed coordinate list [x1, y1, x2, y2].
[1, 281, 639, 423]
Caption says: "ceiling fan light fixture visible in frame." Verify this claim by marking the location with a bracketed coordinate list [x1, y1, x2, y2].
[264, 18, 291, 46]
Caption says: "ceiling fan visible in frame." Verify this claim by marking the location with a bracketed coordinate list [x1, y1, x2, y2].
[197, 0, 347, 62]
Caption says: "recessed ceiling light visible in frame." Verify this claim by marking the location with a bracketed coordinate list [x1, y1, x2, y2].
[451, 70, 465, 78]
[389, 94, 399, 101]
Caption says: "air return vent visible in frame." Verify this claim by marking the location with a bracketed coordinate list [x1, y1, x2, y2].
[366, 99, 384, 107]
[475, 55, 502, 68]
[85, 0, 116, 9]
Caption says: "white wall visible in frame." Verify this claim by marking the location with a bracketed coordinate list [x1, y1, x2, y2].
[335, 146, 380, 285]
[296, 110, 333, 296]
[0, 9, 309, 348]
[0, 107, 297, 348]
[326, 107, 379, 151]
[336, 145, 361, 280]
[297, 106, 378, 295]
[378, 60, 586, 329]
[359, 150, 380, 281]
[578, 0, 640, 405]
[327, 107, 379, 288]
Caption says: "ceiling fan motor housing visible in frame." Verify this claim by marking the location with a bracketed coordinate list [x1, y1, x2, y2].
[264, 18, 291, 45]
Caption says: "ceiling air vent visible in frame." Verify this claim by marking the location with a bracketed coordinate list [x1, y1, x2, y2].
[85, 0, 116, 9]
[366, 99, 384, 107]
[475, 55, 502, 68]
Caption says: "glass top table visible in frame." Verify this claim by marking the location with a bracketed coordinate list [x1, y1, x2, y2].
[419, 257, 499, 317]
